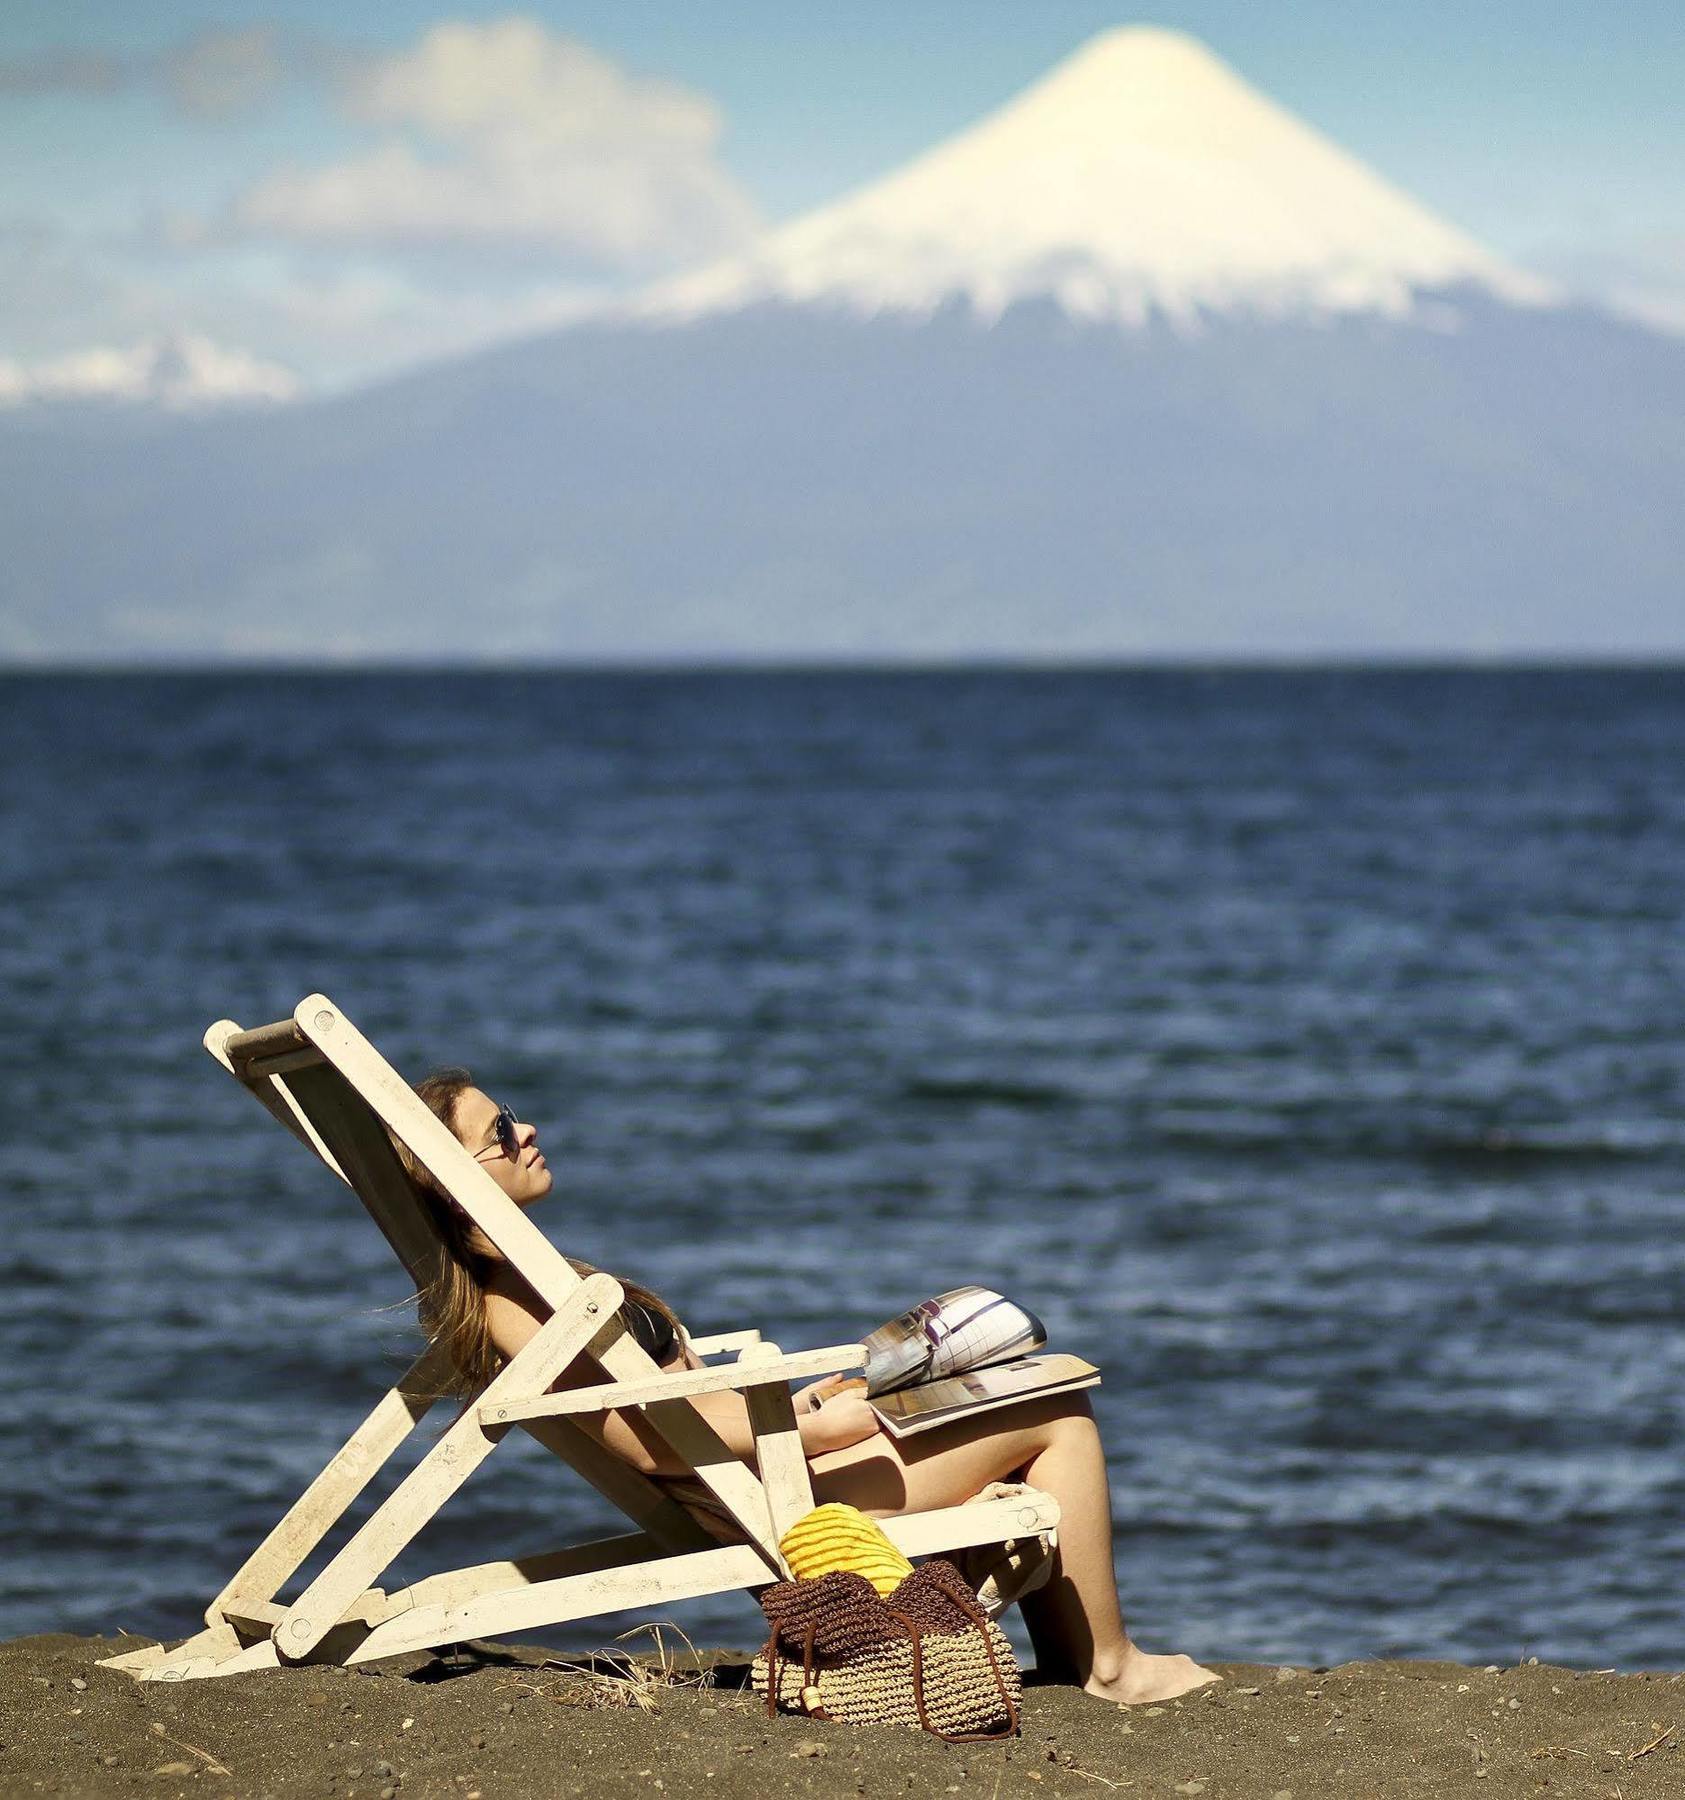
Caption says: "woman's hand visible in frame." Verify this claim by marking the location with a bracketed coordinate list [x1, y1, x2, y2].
[796, 1373, 867, 1414]
[799, 1388, 881, 1455]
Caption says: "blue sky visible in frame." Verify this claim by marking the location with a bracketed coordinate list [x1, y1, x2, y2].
[3, 2, 1682, 386]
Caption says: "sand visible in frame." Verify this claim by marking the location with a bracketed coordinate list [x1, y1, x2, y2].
[5, 1633, 1683, 1799]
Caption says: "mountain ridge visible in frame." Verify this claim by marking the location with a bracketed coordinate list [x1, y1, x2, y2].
[3, 293, 1680, 661]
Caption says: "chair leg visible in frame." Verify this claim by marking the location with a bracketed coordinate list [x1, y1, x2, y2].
[345, 1542, 773, 1665]
[205, 1341, 451, 1628]
[96, 1618, 244, 1682]
[271, 1276, 622, 1661]
[379, 1532, 664, 1615]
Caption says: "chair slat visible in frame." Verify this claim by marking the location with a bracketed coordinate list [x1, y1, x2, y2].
[740, 1342, 817, 1542]
[222, 1017, 310, 1070]
[480, 1342, 864, 1422]
[346, 1542, 775, 1666]
[207, 1020, 345, 1178]
[379, 1530, 663, 1615]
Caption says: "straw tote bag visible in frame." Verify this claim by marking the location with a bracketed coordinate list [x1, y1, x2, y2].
[751, 1559, 1022, 1741]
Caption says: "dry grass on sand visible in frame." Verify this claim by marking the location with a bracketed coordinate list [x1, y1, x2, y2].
[4, 1631, 1683, 1799]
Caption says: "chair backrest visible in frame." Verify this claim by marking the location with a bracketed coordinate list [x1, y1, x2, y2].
[206, 994, 731, 1556]
[207, 994, 588, 1313]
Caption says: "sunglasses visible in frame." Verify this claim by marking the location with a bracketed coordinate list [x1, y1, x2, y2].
[474, 1101, 520, 1162]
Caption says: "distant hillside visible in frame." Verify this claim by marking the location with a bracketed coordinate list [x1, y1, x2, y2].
[2, 296, 1679, 661]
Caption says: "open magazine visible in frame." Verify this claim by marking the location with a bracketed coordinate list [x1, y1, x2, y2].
[851, 1286, 1100, 1439]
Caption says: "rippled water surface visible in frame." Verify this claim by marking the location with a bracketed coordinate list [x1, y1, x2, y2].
[3, 669, 1682, 1668]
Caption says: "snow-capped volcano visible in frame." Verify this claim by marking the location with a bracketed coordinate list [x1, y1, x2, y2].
[5, 26, 1682, 664]
[646, 26, 1543, 328]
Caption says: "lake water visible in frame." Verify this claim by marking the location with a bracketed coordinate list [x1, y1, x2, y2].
[3, 669, 1682, 1668]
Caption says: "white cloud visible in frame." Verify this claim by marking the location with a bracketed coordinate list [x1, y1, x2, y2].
[229, 17, 760, 270]
[0, 18, 759, 391]
[1606, 289, 1685, 336]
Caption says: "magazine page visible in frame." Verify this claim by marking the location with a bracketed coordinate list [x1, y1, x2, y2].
[868, 1353, 1100, 1438]
[860, 1286, 1047, 1396]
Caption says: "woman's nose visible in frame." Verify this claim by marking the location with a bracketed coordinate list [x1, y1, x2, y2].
[516, 1119, 538, 1149]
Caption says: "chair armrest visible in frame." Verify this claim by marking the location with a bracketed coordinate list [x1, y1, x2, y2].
[479, 1343, 866, 1426]
[686, 1329, 763, 1358]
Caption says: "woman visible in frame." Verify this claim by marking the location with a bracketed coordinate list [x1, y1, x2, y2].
[396, 1071, 1218, 1707]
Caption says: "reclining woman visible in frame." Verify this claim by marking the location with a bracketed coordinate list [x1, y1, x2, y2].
[396, 1071, 1218, 1708]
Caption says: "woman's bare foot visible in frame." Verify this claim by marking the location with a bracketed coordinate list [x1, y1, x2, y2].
[1085, 1645, 1221, 1706]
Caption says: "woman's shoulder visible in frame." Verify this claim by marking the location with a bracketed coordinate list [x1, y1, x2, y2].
[480, 1261, 542, 1308]
[478, 1265, 691, 1373]
[480, 1267, 547, 1360]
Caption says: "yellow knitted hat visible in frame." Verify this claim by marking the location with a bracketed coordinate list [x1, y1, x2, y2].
[779, 1503, 915, 1597]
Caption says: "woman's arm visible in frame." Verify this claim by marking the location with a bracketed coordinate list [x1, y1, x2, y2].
[629, 1386, 878, 1472]
[482, 1285, 878, 1477]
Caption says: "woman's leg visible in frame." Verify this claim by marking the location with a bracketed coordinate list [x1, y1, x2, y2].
[806, 1393, 1217, 1704]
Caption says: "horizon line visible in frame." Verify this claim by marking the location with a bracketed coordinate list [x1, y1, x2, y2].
[5, 655, 1685, 679]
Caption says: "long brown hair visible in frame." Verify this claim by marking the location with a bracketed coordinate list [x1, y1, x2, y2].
[391, 1068, 680, 1396]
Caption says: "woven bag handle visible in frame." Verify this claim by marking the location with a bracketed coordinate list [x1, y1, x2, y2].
[759, 1619, 783, 1720]
[760, 1617, 832, 1723]
[926, 1561, 1021, 1738]
[886, 1565, 1020, 1744]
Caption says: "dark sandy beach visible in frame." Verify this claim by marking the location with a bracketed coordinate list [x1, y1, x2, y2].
[5, 1634, 1681, 1799]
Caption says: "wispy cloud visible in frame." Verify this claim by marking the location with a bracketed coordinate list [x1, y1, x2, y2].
[0, 26, 349, 120]
[159, 26, 294, 122]
[225, 18, 760, 270]
[0, 17, 762, 392]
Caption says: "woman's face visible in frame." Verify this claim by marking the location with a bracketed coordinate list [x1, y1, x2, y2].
[454, 1087, 553, 1209]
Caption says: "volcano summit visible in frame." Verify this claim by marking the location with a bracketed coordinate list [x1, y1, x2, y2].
[646, 27, 1543, 330]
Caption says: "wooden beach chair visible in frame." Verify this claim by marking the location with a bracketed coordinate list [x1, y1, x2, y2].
[101, 994, 1060, 1683]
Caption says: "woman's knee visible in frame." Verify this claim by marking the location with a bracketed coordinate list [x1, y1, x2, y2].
[1053, 1390, 1097, 1425]
[1024, 1389, 1099, 1442]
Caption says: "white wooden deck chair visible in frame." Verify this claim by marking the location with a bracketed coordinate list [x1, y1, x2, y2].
[101, 994, 1059, 1682]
